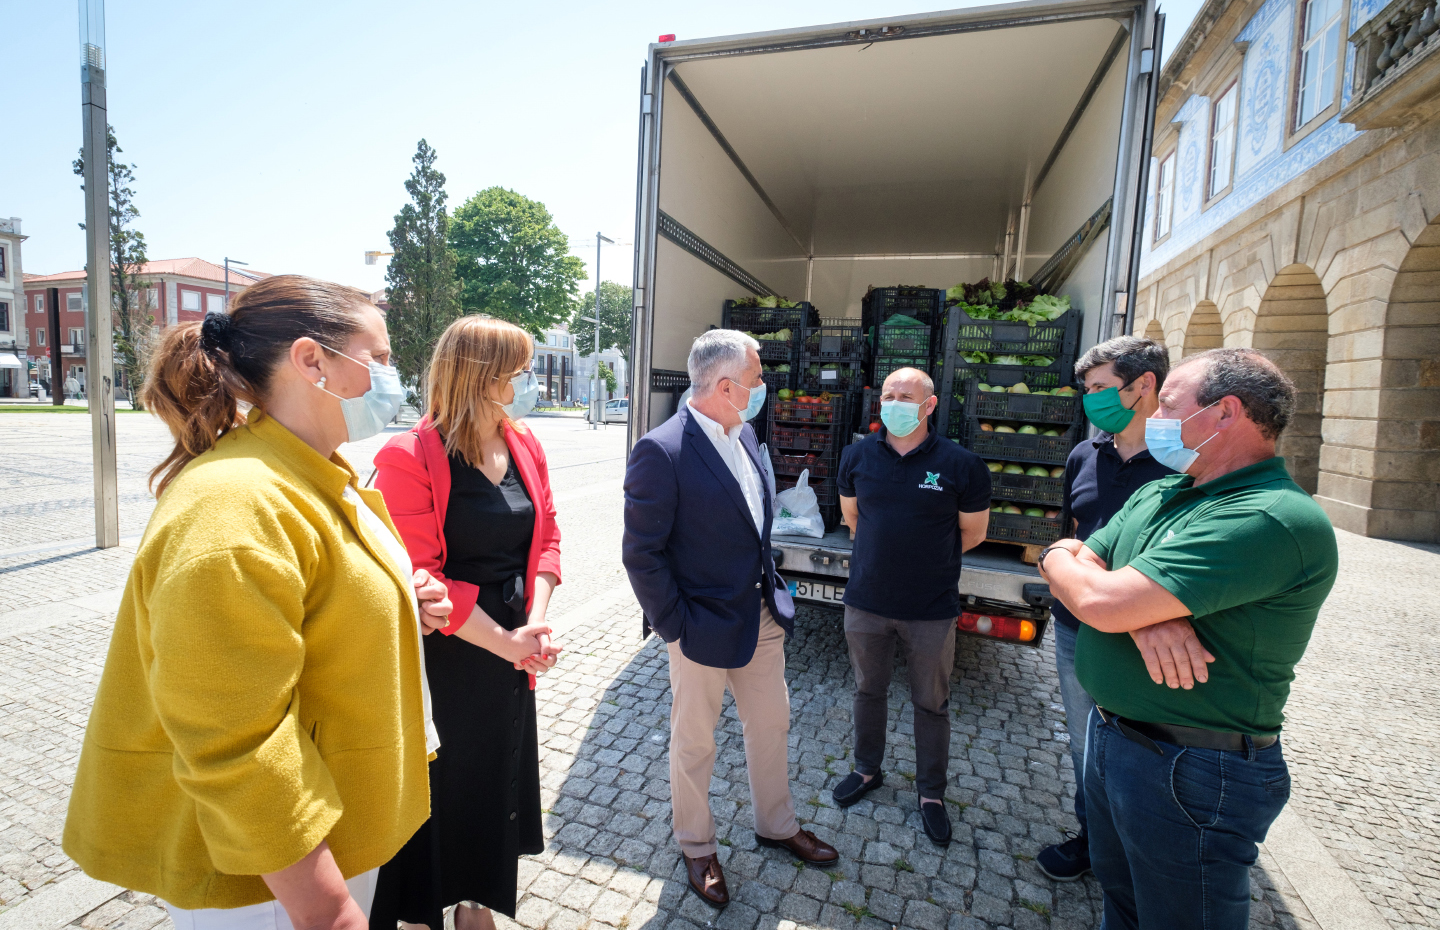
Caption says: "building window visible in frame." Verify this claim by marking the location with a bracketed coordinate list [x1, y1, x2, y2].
[181, 290, 201, 312]
[1155, 151, 1176, 241]
[206, 293, 224, 315]
[36, 327, 46, 346]
[0, 246, 6, 278]
[1297, 0, 1342, 128]
[70, 327, 85, 347]
[0, 302, 8, 331]
[35, 294, 46, 314]
[67, 293, 82, 313]
[1209, 83, 1239, 199]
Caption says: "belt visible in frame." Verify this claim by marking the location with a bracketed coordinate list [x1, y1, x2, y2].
[1096, 707, 1278, 755]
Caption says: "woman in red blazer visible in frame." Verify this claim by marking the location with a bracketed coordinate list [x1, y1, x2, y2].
[368, 316, 562, 930]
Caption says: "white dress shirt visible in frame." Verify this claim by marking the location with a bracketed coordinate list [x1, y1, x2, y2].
[688, 401, 765, 534]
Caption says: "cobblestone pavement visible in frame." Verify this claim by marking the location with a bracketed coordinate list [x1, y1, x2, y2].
[0, 412, 1434, 930]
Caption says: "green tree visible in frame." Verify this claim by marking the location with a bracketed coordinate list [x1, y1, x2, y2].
[599, 363, 618, 395]
[569, 280, 633, 366]
[450, 187, 584, 334]
[74, 126, 153, 408]
[385, 139, 461, 408]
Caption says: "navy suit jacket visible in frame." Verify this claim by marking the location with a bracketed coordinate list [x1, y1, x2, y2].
[622, 405, 796, 668]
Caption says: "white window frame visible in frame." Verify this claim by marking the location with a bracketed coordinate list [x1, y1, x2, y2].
[36, 294, 46, 314]
[0, 301, 9, 332]
[36, 327, 46, 346]
[181, 289, 202, 312]
[67, 293, 83, 313]
[1154, 150, 1177, 242]
[1295, 0, 1343, 130]
[0, 246, 7, 280]
[206, 293, 224, 316]
[1208, 81, 1240, 202]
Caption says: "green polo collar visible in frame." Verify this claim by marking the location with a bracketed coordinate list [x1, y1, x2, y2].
[1159, 456, 1292, 497]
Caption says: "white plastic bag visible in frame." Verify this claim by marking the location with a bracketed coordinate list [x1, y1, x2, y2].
[772, 468, 825, 538]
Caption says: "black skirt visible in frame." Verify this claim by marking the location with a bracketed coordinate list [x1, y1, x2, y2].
[368, 583, 543, 928]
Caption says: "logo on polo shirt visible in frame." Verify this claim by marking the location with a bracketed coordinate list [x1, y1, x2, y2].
[919, 471, 943, 491]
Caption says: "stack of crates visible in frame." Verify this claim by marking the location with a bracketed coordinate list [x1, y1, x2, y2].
[864, 287, 943, 390]
[722, 300, 816, 445]
[767, 394, 848, 530]
[798, 317, 867, 439]
[934, 299, 1085, 555]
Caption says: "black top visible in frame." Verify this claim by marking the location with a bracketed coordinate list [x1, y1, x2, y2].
[838, 426, 992, 621]
[1052, 433, 1174, 631]
[442, 453, 535, 587]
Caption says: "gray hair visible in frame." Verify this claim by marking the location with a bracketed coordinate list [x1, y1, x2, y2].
[687, 329, 759, 397]
[1177, 348, 1296, 440]
[1075, 336, 1169, 388]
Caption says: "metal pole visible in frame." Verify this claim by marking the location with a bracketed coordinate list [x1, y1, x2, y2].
[80, 0, 118, 548]
[224, 257, 248, 311]
[590, 233, 613, 429]
[47, 287, 63, 408]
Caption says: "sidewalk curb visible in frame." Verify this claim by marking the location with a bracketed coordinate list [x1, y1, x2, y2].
[1261, 806, 1391, 930]
[0, 873, 125, 930]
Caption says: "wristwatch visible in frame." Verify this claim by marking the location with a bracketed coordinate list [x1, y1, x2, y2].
[1037, 545, 1062, 572]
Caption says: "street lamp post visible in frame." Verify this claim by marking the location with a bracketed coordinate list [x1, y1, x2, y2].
[80, 0, 118, 549]
[583, 233, 613, 429]
[224, 257, 248, 310]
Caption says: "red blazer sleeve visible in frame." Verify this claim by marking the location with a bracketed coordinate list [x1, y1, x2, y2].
[373, 434, 479, 635]
[525, 428, 563, 584]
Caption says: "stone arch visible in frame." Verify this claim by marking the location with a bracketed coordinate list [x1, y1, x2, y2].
[1182, 301, 1223, 357]
[1143, 318, 1165, 344]
[1253, 264, 1329, 494]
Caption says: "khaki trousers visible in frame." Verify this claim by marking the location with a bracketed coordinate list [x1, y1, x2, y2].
[667, 607, 799, 857]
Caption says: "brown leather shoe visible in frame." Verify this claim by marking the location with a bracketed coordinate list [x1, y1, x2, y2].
[683, 852, 729, 907]
[756, 828, 840, 865]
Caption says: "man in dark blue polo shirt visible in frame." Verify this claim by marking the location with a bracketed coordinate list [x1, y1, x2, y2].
[1038, 336, 1173, 882]
[833, 367, 991, 846]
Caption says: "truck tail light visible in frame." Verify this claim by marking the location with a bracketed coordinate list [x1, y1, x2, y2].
[658, 34, 676, 42]
[958, 612, 1037, 643]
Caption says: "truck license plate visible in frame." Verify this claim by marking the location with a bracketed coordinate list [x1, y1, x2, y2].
[789, 580, 845, 604]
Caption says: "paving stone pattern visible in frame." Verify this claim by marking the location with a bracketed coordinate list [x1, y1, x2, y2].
[0, 413, 1433, 929]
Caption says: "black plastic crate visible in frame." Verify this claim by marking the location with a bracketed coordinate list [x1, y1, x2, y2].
[966, 420, 1081, 467]
[802, 320, 867, 361]
[986, 510, 1064, 546]
[760, 365, 796, 393]
[858, 387, 883, 433]
[800, 359, 865, 393]
[873, 320, 935, 358]
[769, 425, 841, 453]
[651, 369, 691, 392]
[964, 379, 1081, 425]
[771, 395, 846, 427]
[722, 301, 816, 335]
[771, 451, 838, 480]
[946, 306, 1080, 358]
[985, 467, 1067, 507]
[776, 471, 839, 504]
[950, 357, 1068, 392]
[864, 287, 942, 328]
[871, 355, 934, 388]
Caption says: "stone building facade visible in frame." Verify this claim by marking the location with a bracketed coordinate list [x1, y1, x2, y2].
[1133, 0, 1440, 541]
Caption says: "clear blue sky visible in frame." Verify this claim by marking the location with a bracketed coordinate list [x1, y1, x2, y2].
[10, 0, 1201, 295]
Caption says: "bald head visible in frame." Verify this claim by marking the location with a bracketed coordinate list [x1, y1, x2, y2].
[881, 367, 935, 402]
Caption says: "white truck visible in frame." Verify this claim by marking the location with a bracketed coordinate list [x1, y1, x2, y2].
[626, 0, 1162, 645]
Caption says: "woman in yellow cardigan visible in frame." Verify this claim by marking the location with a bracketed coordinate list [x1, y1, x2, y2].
[64, 275, 451, 930]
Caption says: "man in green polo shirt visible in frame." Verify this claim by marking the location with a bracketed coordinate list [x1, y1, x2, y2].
[1037, 348, 1337, 930]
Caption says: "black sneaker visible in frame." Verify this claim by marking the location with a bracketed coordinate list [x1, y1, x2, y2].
[1036, 833, 1091, 881]
[918, 799, 951, 846]
[831, 771, 884, 808]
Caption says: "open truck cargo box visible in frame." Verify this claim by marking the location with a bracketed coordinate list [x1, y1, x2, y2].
[627, 0, 1161, 638]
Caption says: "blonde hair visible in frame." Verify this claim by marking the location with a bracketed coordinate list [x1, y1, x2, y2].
[428, 315, 535, 465]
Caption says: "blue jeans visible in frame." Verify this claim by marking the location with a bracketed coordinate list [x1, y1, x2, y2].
[1085, 710, 1292, 930]
[1052, 621, 1095, 836]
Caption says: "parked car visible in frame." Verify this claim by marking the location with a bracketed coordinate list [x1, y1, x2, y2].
[29, 380, 40, 398]
[588, 398, 629, 423]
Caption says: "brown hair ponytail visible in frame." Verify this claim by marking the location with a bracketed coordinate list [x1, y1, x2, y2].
[140, 274, 371, 496]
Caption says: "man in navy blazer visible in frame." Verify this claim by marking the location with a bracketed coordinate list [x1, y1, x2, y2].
[624, 329, 838, 909]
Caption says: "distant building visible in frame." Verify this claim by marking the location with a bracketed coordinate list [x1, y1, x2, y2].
[533, 325, 577, 404]
[21, 257, 267, 399]
[1134, 0, 1440, 541]
[574, 348, 627, 404]
[0, 218, 26, 398]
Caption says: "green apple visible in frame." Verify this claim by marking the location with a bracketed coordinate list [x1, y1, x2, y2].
[1023, 507, 1046, 517]
[986, 461, 1004, 473]
[1026, 466, 1050, 477]
[1002, 464, 1026, 475]
[1053, 385, 1077, 396]
[1002, 504, 1024, 515]
[1041, 428, 1061, 437]
[994, 425, 1017, 434]
[1017, 425, 1039, 435]
[1009, 383, 1031, 394]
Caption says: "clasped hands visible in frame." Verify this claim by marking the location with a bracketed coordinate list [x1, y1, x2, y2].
[1043, 539, 1216, 690]
[410, 570, 563, 676]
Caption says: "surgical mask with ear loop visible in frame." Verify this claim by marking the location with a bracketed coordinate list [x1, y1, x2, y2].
[1144, 401, 1220, 473]
[314, 346, 405, 443]
[725, 378, 767, 422]
[499, 369, 540, 420]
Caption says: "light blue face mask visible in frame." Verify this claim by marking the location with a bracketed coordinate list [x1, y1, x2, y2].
[726, 378, 767, 422]
[501, 369, 540, 420]
[1145, 401, 1219, 473]
[316, 347, 405, 443]
[880, 399, 923, 437]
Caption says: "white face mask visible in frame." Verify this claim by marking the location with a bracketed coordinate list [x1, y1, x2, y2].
[315, 346, 405, 443]
[1145, 401, 1219, 473]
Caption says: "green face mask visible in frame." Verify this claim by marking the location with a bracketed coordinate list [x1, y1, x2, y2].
[1082, 381, 1141, 434]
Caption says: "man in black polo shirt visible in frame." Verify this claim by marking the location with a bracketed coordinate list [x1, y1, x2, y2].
[833, 367, 991, 846]
[1038, 336, 1173, 882]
